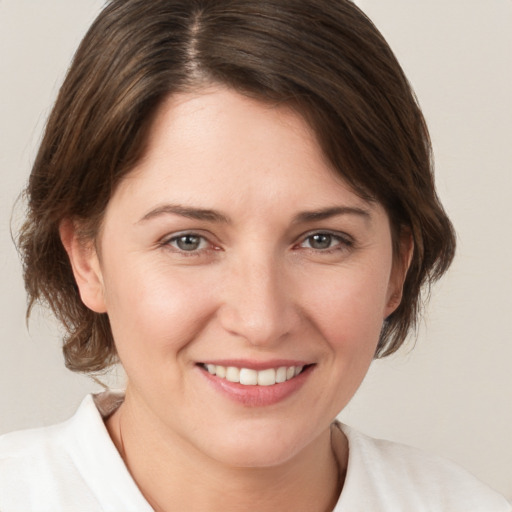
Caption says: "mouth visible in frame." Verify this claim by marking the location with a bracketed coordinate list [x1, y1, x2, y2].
[199, 363, 310, 386]
[197, 361, 314, 406]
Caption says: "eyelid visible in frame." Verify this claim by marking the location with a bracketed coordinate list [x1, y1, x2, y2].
[160, 230, 221, 254]
[295, 229, 354, 250]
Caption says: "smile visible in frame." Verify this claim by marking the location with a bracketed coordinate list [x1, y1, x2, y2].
[201, 364, 305, 386]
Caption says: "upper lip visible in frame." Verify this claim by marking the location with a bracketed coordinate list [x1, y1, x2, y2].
[198, 359, 312, 371]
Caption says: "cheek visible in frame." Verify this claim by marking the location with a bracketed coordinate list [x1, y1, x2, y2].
[101, 261, 218, 363]
[301, 262, 391, 355]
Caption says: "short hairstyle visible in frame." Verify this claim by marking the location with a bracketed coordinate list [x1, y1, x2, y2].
[18, 0, 456, 373]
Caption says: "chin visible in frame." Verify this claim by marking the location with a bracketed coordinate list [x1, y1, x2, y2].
[198, 419, 318, 469]
[215, 443, 300, 469]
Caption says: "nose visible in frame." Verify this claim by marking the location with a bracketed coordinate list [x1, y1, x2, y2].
[218, 254, 299, 347]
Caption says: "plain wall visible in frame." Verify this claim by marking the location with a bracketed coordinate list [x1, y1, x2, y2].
[1, 0, 511, 500]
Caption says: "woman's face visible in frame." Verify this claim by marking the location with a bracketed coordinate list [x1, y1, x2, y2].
[76, 87, 405, 467]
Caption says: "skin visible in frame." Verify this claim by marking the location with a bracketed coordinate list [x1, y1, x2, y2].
[61, 86, 410, 512]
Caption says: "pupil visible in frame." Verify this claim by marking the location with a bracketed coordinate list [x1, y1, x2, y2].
[311, 234, 331, 249]
[177, 235, 200, 251]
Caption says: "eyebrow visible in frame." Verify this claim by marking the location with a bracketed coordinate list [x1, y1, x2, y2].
[138, 204, 231, 224]
[138, 204, 371, 225]
[292, 206, 371, 224]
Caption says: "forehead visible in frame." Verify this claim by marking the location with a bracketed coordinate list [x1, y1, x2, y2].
[107, 86, 381, 223]
[138, 86, 329, 177]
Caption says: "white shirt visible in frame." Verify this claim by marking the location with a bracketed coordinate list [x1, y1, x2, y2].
[0, 392, 510, 511]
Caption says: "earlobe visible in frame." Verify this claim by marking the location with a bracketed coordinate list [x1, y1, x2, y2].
[385, 231, 414, 317]
[385, 289, 404, 317]
[59, 219, 107, 313]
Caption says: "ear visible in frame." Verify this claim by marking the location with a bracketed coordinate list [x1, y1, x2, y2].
[59, 219, 107, 313]
[385, 230, 414, 317]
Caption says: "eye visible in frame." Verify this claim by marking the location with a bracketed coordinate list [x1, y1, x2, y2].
[167, 233, 209, 252]
[299, 232, 351, 251]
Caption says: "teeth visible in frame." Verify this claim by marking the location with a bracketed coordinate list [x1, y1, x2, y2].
[276, 366, 287, 383]
[239, 368, 258, 385]
[226, 367, 240, 383]
[204, 364, 305, 386]
[257, 368, 276, 386]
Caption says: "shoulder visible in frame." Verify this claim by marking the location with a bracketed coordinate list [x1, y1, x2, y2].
[335, 423, 511, 512]
[0, 417, 63, 456]
[0, 395, 107, 511]
[0, 416, 75, 480]
[0, 392, 150, 512]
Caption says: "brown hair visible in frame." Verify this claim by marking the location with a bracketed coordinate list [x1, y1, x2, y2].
[18, 0, 456, 373]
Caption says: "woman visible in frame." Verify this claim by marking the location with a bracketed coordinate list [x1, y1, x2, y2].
[1, 0, 509, 510]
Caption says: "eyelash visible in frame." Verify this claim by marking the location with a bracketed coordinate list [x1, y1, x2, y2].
[161, 230, 353, 256]
[295, 231, 353, 254]
[162, 232, 217, 256]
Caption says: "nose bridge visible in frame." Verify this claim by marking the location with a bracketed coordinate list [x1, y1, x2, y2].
[219, 248, 296, 346]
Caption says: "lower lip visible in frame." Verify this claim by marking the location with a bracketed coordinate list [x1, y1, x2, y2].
[199, 365, 314, 407]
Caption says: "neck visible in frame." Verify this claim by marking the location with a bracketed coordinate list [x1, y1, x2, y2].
[106, 391, 347, 512]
